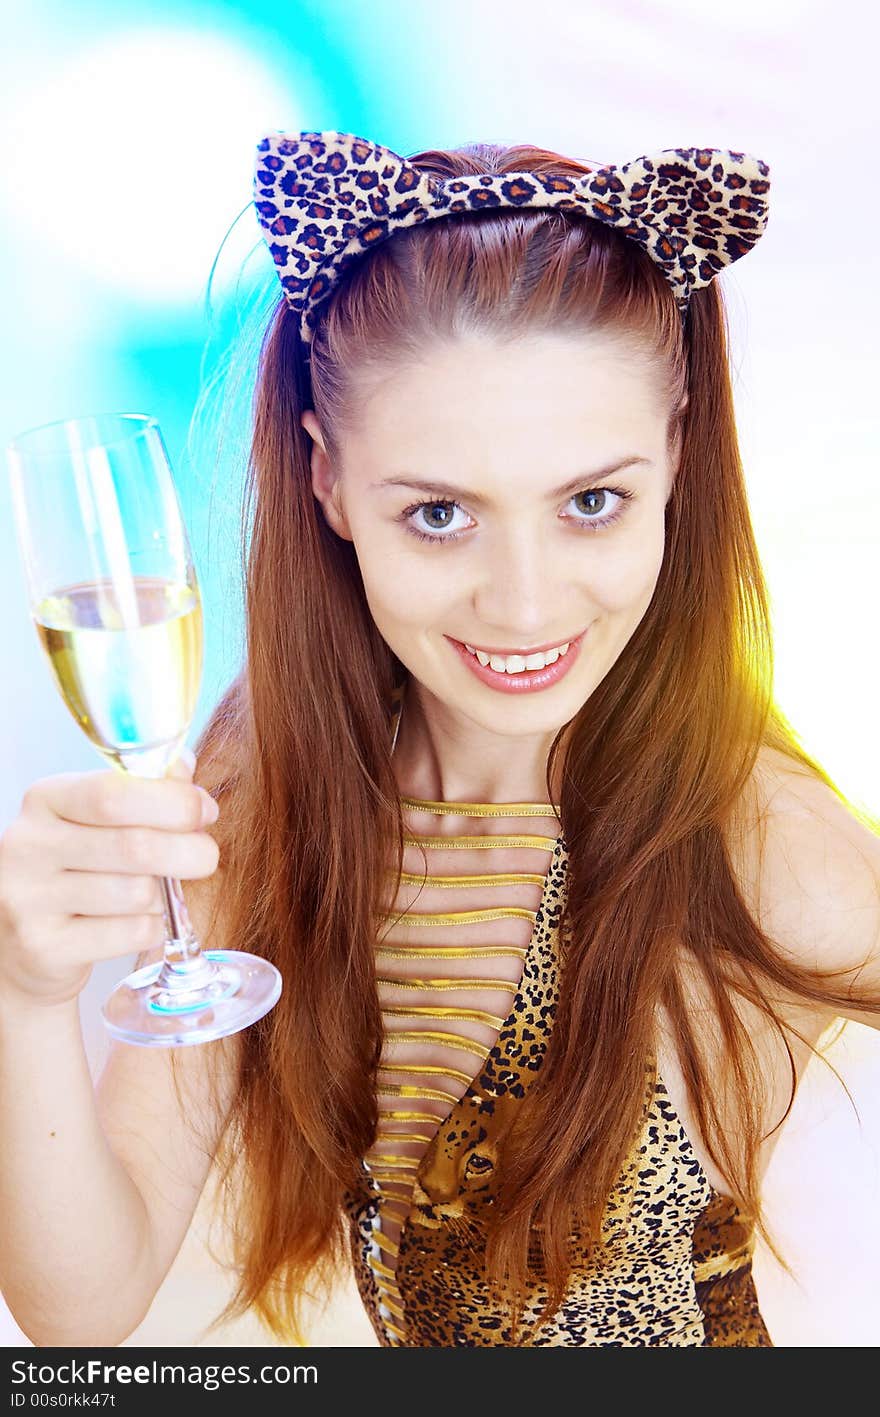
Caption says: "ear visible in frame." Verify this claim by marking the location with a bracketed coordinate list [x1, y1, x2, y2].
[665, 408, 687, 505]
[300, 410, 354, 542]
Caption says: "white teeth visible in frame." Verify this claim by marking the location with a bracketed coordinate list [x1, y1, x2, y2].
[462, 639, 574, 673]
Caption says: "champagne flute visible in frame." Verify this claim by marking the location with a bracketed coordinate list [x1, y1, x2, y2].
[6, 412, 282, 1046]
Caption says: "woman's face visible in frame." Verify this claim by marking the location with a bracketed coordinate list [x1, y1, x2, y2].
[303, 329, 676, 745]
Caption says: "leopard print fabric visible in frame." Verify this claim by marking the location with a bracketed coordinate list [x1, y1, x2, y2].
[343, 827, 772, 1346]
[253, 130, 771, 359]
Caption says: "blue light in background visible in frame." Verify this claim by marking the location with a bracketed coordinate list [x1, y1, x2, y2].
[0, 0, 424, 747]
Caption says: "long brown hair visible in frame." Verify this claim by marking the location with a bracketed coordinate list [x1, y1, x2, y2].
[190, 139, 880, 1343]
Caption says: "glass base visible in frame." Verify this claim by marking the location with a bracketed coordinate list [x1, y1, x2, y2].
[102, 949, 283, 1047]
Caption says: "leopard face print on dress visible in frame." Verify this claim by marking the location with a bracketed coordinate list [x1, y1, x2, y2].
[253, 129, 771, 364]
[343, 830, 772, 1346]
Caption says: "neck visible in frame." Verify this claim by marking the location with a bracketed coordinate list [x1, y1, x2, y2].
[391, 677, 566, 806]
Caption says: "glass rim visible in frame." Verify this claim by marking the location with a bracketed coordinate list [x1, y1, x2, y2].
[5, 412, 161, 461]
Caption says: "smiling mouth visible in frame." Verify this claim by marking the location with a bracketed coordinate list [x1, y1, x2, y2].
[450, 631, 585, 672]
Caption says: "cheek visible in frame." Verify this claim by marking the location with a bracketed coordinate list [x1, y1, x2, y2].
[585, 522, 666, 616]
[356, 543, 458, 633]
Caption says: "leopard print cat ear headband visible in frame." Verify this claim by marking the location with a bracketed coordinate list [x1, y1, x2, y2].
[253, 129, 770, 365]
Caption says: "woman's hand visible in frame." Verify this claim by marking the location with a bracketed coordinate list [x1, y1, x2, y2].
[0, 751, 220, 1010]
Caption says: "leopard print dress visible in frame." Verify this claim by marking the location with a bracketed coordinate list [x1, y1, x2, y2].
[341, 686, 772, 1347]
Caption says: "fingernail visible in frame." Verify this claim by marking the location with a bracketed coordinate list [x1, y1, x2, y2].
[200, 790, 219, 824]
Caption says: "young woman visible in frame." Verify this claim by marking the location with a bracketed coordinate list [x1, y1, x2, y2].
[1, 132, 878, 1349]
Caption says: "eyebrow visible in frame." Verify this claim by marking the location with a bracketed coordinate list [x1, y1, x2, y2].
[370, 456, 652, 505]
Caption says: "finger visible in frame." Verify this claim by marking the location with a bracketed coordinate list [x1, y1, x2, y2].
[53, 822, 220, 879]
[53, 870, 165, 917]
[166, 746, 196, 781]
[31, 769, 217, 834]
[63, 911, 169, 962]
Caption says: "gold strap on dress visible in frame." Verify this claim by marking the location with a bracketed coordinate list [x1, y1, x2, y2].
[370, 1255, 398, 1282]
[372, 1230, 399, 1258]
[365, 785, 563, 1350]
[378, 1108, 444, 1124]
[396, 869, 547, 888]
[377, 1196, 410, 1216]
[370, 1181, 412, 1200]
[382, 1028, 490, 1058]
[377, 975, 518, 992]
[403, 831, 558, 850]
[383, 1003, 507, 1027]
[375, 943, 528, 959]
[387, 905, 537, 927]
[378, 1062, 475, 1085]
[374, 1130, 434, 1145]
[371, 1282, 405, 1314]
[371, 1272, 403, 1300]
[401, 795, 560, 817]
[379, 1081, 463, 1104]
[369, 1156, 422, 1172]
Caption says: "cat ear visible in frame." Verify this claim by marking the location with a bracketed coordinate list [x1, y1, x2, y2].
[569, 147, 771, 309]
[254, 130, 437, 337]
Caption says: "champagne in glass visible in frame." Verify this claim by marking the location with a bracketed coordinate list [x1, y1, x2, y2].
[6, 412, 282, 1046]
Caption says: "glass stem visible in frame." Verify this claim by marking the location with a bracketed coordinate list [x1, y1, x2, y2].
[155, 875, 218, 992]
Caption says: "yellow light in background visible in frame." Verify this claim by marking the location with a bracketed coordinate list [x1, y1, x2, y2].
[769, 540, 877, 816]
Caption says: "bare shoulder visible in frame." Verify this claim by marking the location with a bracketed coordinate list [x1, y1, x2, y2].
[727, 744, 880, 1030]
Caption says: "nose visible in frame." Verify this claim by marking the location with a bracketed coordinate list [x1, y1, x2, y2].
[472, 523, 564, 643]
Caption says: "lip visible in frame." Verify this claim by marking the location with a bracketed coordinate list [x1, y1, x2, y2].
[446, 629, 587, 694]
[463, 634, 581, 656]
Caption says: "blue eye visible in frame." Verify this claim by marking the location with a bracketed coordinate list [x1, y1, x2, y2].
[398, 486, 635, 544]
